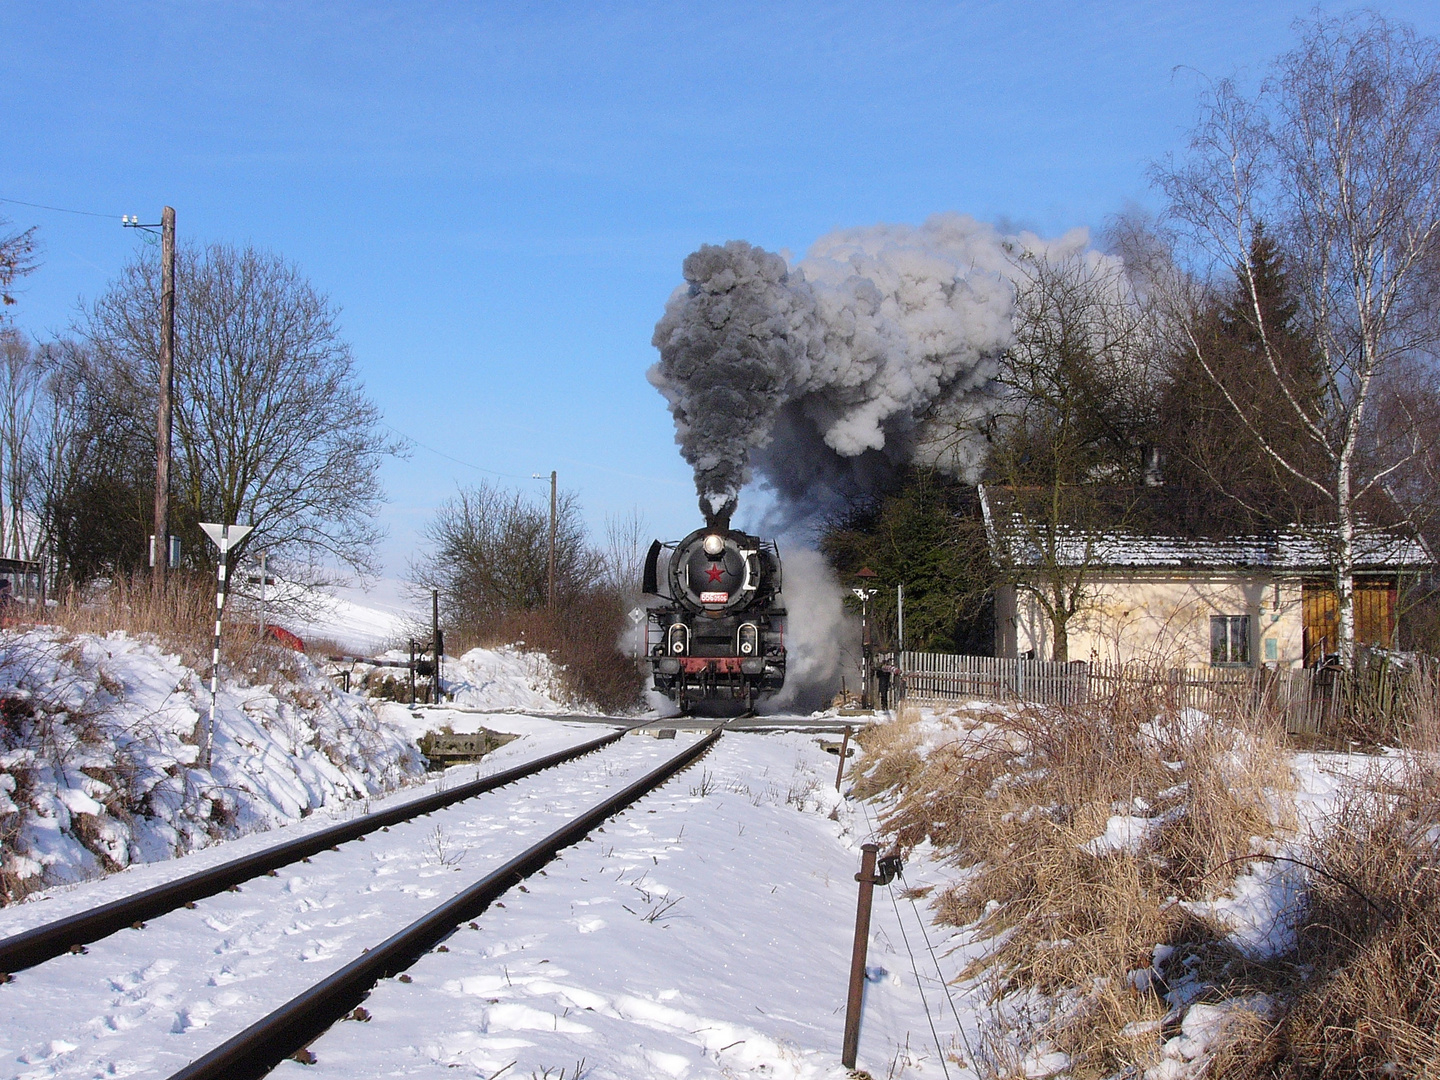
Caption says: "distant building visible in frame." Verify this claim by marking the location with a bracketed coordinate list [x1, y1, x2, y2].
[980, 485, 1432, 669]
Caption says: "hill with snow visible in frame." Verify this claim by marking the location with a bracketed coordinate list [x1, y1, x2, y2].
[0, 628, 424, 901]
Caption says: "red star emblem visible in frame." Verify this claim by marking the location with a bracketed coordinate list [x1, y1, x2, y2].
[705, 563, 725, 584]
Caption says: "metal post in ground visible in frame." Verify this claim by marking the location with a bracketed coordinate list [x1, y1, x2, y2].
[431, 588, 440, 704]
[199, 522, 253, 770]
[408, 639, 416, 705]
[842, 842, 879, 1070]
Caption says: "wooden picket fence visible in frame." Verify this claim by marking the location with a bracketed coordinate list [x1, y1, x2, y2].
[898, 651, 1091, 706]
[897, 651, 1358, 734]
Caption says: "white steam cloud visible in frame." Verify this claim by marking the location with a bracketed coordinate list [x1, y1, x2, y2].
[763, 548, 857, 714]
[650, 213, 1096, 523]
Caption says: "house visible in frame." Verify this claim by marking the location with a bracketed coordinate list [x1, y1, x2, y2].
[979, 485, 1432, 669]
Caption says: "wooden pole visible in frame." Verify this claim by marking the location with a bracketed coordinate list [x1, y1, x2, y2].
[154, 206, 175, 596]
[842, 843, 879, 1070]
[835, 724, 852, 791]
[547, 470, 557, 611]
[408, 639, 416, 706]
[431, 588, 440, 704]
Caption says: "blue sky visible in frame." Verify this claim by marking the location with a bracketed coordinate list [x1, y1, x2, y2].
[5, 2, 1438, 582]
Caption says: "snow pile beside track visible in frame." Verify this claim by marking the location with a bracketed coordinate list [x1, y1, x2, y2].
[441, 645, 572, 713]
[0, 628, 424, 901]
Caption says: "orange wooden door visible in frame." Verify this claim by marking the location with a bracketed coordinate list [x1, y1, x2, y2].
[1354, 577, 1397, 648]
[1302, 578, 1396, 664]
[1302, 581, 1337, 666]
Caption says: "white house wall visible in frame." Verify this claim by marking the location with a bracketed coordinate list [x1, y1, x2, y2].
[1003, 572, 1305, 668]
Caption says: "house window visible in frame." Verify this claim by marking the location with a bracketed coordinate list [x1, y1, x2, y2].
[1211, 615, 1251, 666]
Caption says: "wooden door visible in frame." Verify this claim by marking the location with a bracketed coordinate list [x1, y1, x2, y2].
[1302, 577, 1397, 665]
[1354, 577, 1397, 648]
[1302, 581, 1337, 666]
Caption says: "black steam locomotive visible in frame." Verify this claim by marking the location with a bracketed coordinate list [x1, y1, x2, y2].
[642, 515, 787, 714]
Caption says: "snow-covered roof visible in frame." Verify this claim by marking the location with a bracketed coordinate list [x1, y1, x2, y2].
[979, 484, 1432, 572]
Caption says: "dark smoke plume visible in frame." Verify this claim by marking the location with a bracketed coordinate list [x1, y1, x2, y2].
[648, 241, 817, 525]
[650, 214, 1102, 525]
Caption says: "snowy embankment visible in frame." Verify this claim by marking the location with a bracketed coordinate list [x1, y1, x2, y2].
[339, 644, 578, 717]
[859, 701, 1413, 1079]
[0, 628, 424, 901]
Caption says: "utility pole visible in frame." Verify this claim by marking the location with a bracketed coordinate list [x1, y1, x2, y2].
[431, 587, 441, 705]
[533, 470, 557, 610]
[125, 207, 176, 596]
[548, 469, 557, 611]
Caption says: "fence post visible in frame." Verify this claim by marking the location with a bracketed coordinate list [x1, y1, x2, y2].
[842, 843, 879, 1070]
[835, 724, 852, 792]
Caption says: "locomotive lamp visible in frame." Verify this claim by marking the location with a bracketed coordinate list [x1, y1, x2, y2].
[703, 534, 725, 555]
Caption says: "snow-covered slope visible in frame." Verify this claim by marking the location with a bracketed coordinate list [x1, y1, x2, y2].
[442, 645, 572, 712]
[0, 628, 424, 900]
[288, 578, 419, 654]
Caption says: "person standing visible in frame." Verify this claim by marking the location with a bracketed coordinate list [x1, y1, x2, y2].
[876, 658, 894, 710]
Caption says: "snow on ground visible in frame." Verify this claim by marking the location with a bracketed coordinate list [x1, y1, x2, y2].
[0, 628, 424, 900]
[288, 578, 420, 655]
[331, 646, 581, 718]
[0, 713, 616, 936]
[289, 727, 980, 1080]
[1, 717, 978, 1080]
[8, 689, 1393, 1079]
[0, 725, 683, 1080]
[442, 646, 574, 713]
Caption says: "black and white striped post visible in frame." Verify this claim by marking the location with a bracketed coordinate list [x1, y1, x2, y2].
[199, 522, 253, 769]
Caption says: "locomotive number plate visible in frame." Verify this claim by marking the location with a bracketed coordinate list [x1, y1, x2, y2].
[700, 591, 729, 603]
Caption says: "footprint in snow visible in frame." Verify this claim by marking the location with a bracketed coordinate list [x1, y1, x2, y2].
[16, 1038, 78, 1063]
[300, 938, 346, 962]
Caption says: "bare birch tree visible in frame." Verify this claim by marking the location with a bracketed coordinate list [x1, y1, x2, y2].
[1154, 12, 1440, 663]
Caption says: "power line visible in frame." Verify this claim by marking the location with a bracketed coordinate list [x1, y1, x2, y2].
[382, 423, 530, 482]
[0, 195, 119, 220]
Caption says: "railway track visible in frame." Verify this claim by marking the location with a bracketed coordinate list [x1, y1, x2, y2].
[0, 724, 636, 975]
[0, 725, 721, 1080]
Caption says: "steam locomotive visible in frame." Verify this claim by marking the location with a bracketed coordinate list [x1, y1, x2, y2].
[642, 513, 787, 714]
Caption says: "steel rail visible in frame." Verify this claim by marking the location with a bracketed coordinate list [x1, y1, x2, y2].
[0, 725, 638, 975]
[166, 726, 722, 1080]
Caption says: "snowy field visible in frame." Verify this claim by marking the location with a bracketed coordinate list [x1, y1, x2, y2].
[1, 716, 972, 1080]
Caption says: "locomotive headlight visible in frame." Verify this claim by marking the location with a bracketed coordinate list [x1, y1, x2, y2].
[702, 533, 725, 556]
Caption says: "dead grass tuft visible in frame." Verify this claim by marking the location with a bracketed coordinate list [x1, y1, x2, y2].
[35, 573, 306, 691]
[1215, 750, 1440, 1078]
[856, 690, 1294, 1078]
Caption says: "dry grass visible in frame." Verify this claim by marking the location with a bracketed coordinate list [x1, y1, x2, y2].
[448, 592, 645, 715]
[28, 573, 304, 690]
[855, 692, 1295, 1078]
[1214, 715, 1440, 1078]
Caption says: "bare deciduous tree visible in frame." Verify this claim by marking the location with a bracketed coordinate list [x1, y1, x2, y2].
[81, 242, 402, 581]
[0, 332, 47, 559]
[599, 507, 650, 597]
[411, 480, 590, 635]
[1154, 12, 1440, 662]
[0, 215, 38, 315]
[981, 248, 1158, 661]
